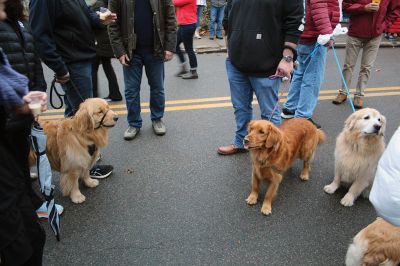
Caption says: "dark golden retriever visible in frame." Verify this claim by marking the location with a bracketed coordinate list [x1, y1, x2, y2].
[41, 98, 118, 203]
[243, 119, 326, 215]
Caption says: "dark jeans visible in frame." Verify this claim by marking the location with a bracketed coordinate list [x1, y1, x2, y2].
[122, 51, 165, 128]
[176, 23, 198, 69]
[61, 62, 93, 117]
[92, 55, 122, 100]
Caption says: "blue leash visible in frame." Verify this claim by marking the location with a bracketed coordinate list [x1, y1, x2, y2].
[330, 43, 356, 113]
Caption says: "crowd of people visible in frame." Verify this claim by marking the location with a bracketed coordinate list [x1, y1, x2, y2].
[0, 0, 400, 264]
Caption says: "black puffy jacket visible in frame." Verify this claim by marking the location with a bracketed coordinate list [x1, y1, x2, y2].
[0, 19, 46, 92]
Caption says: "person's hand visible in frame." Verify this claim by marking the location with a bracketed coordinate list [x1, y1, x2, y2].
[97, 11, 117, 25]
[164, 51, 174, 61]
[324, 39, 334, 47]
[274, 60, 294, 79]
[56, 72, 70, 84]
[23, 91, 48, 113]
[364, 3, 379, 12]
[119, 54, 130, 66]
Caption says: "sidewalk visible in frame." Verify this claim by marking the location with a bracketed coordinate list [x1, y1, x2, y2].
[194, 33, 400, 54]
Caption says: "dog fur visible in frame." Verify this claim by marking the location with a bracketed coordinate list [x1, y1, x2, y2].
[40, 98, 118, 203]
[243, 119, 325, 215]
[324, 108, 386, 207]
[345, 218, 400, 266]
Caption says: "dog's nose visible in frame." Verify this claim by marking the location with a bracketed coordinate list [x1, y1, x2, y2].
[113, 115, 119, 122]
[374, 124, 381, 131]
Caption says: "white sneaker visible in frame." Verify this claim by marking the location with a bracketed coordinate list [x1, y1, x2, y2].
[194, 32, 201, 39]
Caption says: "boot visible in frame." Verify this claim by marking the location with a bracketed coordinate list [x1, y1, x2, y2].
[332, 93, 347, 105]
[175, 64, 188, 77]
[353, 95, 364, 109]
[182, 69, 198, 79]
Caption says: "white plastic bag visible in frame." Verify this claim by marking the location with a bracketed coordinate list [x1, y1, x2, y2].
[369, 126, 400, 226]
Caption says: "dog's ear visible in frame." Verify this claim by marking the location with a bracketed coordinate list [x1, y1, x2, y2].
[75, 102, 95, 132]
[344, 113, 357, 131]
[265, 126, 281, 150]
[379, 115, 387, 136]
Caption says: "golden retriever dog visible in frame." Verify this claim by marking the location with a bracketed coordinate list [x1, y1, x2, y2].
[243, 119, 326, 215]
[324, 108, 386, 207]
[345, 218, 400, 266]
[42, 98, 118, 203]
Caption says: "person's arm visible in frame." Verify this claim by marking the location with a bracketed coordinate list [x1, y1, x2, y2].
[29, 0, 68, 78]
[172, 0, 193, 7]
[343, 0, 369, 15]
[164, 0, 177, 53]
[222, 0, 232, 38]
[309, 0, 335, 35]
[108, 0, 127, 61]
[385, 1, 400, 29]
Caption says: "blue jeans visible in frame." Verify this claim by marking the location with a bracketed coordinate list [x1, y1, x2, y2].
[226, 58, 281, 148]
[123, 51, 165, 128]
[62, 62, 93, 117]
[210, 6, 225, 38]
[283, 43, 328, 118]
[176, 23, 197, 69]
[196, 5, 205, 28]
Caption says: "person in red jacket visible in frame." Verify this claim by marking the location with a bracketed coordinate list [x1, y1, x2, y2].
[173, 0, 198, 79]
[332, 0, 400, 108]
[281, 0, 340, 128]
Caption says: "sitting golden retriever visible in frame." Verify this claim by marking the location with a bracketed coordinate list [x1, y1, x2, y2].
[42, 98, 118, 203]
[244, 119, 325, 215]
[324, 108, 386, 207]
[345, 218, 400, 266]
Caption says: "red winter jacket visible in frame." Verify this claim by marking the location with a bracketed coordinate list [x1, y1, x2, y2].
[343, 0, 400, 38]
[387, 18, 400, 33]
[173, 0, 197, 25]
[300, 0, 340, 43]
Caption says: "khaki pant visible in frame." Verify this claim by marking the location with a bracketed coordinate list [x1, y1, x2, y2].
[339, 35, 382, 96]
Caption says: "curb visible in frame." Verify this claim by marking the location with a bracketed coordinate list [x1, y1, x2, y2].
[195, 41, 399, 54]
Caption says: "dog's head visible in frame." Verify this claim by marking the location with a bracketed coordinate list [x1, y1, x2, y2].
[244, 120, 282, 151]
[344, 108, 386, 137]
[75, 98, 119, 132]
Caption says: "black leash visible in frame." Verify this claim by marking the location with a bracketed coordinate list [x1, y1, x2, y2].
[49, 76, 86, 109]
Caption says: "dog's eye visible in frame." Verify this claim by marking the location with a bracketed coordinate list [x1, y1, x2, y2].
[259, 129, 264, 134]
[378, 118, 381, 122]
[363, 115, 370, 120]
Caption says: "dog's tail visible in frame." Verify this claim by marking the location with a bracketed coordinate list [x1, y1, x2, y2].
[345, 230, 368, 266]
[317, 129, 326, 145]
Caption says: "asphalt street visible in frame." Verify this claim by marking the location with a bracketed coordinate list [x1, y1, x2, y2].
[39, 48, 400, 266]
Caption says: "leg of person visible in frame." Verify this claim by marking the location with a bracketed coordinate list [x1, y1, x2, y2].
[61, 62, 93, 117]
[251, 75, 282, 126]
[282, 43, 309, 118]
[101, 56, 122, 101]
[175, 26, 188, 77]
[143, 52, 166, 135]
[195, 5, 205, 39]
[333, 36, 362, 104]
[217, 58, 253, 155]
[294, 43, 328, 128]
[354, 35, 381, 109]
[123, 53, 144, 140]
[216, 6, 225, 39]
[181, 23, 198, 79]
[92, 55, 100, 98]
[209, 6, 217, 39]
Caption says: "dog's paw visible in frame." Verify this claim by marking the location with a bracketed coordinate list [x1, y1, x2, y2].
[299, 174, 309, 181]
[324, 184, 338, 194]
[261, 205, 272, 216]
[71, 192, 86, 204]
[246, 194, 258, 205]
[340, 194, 355, 207]
[84, 178, 99, 188]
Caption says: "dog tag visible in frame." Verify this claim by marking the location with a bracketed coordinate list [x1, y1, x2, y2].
[256, 33, 262, 40]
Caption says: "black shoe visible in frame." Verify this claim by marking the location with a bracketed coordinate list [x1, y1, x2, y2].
[90, 165, 114, 179]
[209, 36, 215, 40]
[281, 107, 295, 119]
[307, 118, 321, 129]
[216, 36, 223, 39]
[104, 96, 122, 102]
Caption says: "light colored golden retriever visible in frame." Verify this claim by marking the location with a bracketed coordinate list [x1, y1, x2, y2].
[42, 98, 118, 203]
[324, 108, 386, 207]
[243, 119, 326, 215]
[345, 218, 400, 266]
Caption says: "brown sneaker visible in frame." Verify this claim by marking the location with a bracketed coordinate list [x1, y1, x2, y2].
[217, 144, 248, 155]
[353, 95, 364, 109]
[332, 93, 347, 105]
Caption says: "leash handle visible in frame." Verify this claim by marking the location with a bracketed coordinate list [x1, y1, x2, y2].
[331, 44, 356, 113]
[49, 77, 65, 109]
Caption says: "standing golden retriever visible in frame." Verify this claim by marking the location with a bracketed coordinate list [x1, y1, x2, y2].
[43, 98, 118, 203]
[244, 119, 325, 215]
[345, 218, 400, 266]
[324, 108, 386, 207]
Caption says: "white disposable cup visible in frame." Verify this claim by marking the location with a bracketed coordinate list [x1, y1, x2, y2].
[28, 96, 42, 116]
